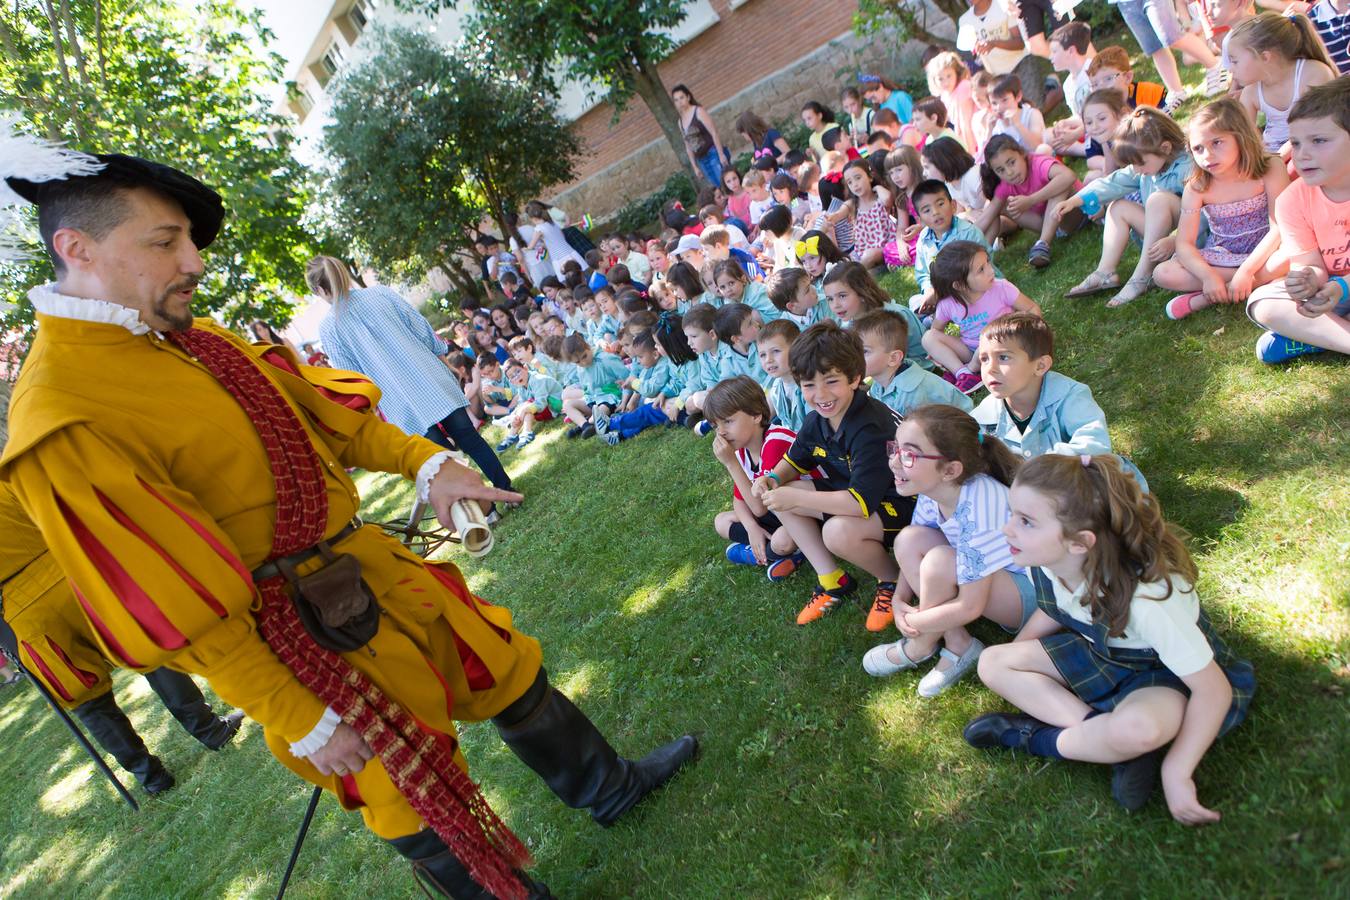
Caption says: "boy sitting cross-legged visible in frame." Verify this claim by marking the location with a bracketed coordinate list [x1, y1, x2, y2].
[497, 358, 564, 450]
[854, 309, 973, 422]
[1245, 78, 1350, 365]
[758, 318, 808, 432]
[751, 322, 915, 628]
[594, 328, 686, 447]
[972, 313, 1149, 489]
[709, 375, 809, 583]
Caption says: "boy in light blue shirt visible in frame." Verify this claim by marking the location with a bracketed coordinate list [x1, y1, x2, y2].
[911, 179, 996, 313]
[677, 302, 736, 422]
[757, 318, 808, 433]
[559, 333, 629, 439]
[498, 359, 563, 450]
[854, 309, 972, 417]
[593, 329, 686, 446]
[972, 313, 1148, 489]
[713, 303, 771, 386]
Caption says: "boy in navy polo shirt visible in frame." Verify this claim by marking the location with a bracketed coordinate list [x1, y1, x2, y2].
[751, 321, 914, 628]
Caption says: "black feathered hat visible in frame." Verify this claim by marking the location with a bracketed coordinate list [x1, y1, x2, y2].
[5, 153, 225, 250]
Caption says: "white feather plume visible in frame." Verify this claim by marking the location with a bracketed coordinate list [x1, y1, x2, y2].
[0, 113, 103, 261]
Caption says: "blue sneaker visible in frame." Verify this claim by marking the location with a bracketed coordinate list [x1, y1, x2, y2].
[517, 431, 536, 447]
[601, 432, 620, 447]
[725, 543, 757, 566]
[495, 435, 518, 452]
[765, 551, 805, 583]
[694, 419, 713, 436]
[1255, 331, 1325, 365]
[593, 407, 611, 435]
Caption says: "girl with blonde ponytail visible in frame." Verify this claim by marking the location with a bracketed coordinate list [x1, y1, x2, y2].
[862, 404, 1039, 699]
[1229, 12, 1337, 154]
[968, 453, 1255, 824]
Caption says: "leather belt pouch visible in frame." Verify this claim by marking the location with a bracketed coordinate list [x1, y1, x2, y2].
[277, 544, 380, 653]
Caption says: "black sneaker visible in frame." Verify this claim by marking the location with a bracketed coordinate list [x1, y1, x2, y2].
[565, 425, 584, 439]
[1111, 749, 1163, 811]
[579, 423, 597, 439]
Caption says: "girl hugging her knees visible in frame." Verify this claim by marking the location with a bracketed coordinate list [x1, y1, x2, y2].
[980, 134, 1083, 270]
[968, 454, 1255, 822]
[921, 241, 1042, 394]
[862, 404, 1039, 698]
[1153, 97, 1291, 321]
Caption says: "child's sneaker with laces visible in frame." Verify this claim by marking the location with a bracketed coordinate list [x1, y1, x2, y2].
[796, 574, 857, 625]
[725, 543, 757, 566]
[517, 431, 536, 447]
[765, 551, 805, 582]
[592, 408, 611, 434]
[601, 432, 621, 447]
[865, 582, 897, 632]
[1255, 330, 1325, 364]
[954, 371, 983, 394]
[495, 435, 519, 452]
[694, 419, 713, 436]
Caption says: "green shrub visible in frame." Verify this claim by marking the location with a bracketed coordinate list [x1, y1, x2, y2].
[608, 170, 699, 235]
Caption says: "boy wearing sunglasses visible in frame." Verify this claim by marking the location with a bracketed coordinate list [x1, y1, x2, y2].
[751, 322, 913, 629]
[972, 313, 1149, 489]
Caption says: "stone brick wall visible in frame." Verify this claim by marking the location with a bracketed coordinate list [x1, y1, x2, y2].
[548, 1, 943, 222]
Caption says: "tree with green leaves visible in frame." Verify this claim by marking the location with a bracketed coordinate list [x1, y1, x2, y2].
[0, 0, 318, 333]
[320, 26, 580, 284]
[396, 0, 703, 189]
[854, 0, 963, 51]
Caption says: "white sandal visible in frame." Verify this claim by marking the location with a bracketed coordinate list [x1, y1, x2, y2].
[1107, 277, 1152, 308]
[916, 639, 985, 697]
[862, 639, 935, 677]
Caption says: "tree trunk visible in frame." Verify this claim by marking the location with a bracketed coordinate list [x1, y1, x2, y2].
[93, 0, 108, 83]
[627, 53, 703, 189]
[58, 0, 88, 86]
[41, 0, 85, 141]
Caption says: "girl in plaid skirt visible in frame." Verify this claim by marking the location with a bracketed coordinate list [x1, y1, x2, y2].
[965, 454, 1254, 824]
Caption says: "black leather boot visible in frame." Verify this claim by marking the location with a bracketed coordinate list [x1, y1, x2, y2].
[144, 668, 244, 750]
[492, 669, 698, 827]
[73, 690, 175, 794]
[386, 829, 553, 899]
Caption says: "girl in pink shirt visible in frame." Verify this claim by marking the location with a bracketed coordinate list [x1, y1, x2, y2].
[920, 241, 1043, 392]
[981, 134, 1083, 269]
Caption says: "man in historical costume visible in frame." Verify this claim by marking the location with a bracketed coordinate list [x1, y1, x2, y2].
[0, 485, 244, 795]
[0, 143, 696, 898]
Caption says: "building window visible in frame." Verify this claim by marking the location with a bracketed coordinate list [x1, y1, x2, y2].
[316, 42, 344, 86]
[348, 0, 371, 32]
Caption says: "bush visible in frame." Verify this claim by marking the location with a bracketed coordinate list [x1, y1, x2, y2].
[608, 170, 699, 235]
[419, 295, 457, 331]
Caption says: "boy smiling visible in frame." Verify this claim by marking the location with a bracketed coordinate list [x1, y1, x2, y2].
[751, 322, 913, 628]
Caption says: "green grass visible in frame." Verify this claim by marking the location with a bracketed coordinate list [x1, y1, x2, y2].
[3, 46, 1349, 900]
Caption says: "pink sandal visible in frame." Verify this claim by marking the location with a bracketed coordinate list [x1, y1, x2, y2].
[1165, 292, 1206, 320]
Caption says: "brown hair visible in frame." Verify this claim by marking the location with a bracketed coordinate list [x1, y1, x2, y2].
[760, 318, 801, 345]
[913, 96, 949, 127]
[906, 404, 1021, 487]
[683, 301, 717, 333]
[979, 312, 1054, 360]
[1051, 21, 1092, 55]
[1229, 11, 1334, 69]
[766, 267, 811, 310]
[539, 335, 564, 360]
[852, 309, 909, 354]
[703, 374, 773, 426]
[712, 302, 754, 344]
[1289, 73, 1350, 136]
[821, 261, 889, 312]
[883, 145, 924, 198]
[1082, 89, 1130, 122]
[926, 240, 989, 316]
[1187, 96, 1272, 192]
[305, 256, 355, 304]
[1014, 454, 1198, 637]
[1113, 107, 1188, 166]
[1087, 46, 1133, 77]
[712, 258, 749, 287]
[789, 320, 866, 382]
[560, 332, 592, 362]
[734, 110, 774, 150]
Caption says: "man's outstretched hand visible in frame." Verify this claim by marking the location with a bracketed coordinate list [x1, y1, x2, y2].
[427, 456, 524, 530]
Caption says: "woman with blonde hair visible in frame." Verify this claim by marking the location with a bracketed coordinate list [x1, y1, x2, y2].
[307, 255, 514, 493]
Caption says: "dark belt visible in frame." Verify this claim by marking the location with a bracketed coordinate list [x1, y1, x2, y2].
[251, 517, 363, 583]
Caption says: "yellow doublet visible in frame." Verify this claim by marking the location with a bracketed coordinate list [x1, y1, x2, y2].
[0, 314, 542, 837]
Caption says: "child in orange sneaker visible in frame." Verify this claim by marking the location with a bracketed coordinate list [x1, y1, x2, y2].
[751, 322, 914, 628]
[862, 404, 1036, 696]
[708, 376, 809, 583]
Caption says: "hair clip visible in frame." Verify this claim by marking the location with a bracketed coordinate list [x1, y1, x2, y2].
[822, 171, 843, 184]
[858, 72, 881, 84]
[1080, 454, 1092, 467]
[978, 432, 986, 444]
[794, 235, 821, 259]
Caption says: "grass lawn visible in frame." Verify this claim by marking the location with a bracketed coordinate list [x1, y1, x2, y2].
[3, 49, 1349, 900]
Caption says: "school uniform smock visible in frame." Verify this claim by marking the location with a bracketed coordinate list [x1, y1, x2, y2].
[767, 377, 808, 433]
[1031, 568, 1254, 730]
[915, 217, 993, 296]
[0, 297, 543, 841]
[972, 371, 1149, 490]
[869, 362, 972, 417]
[783, 391, 913, 534]
[633, 357, 679, 399]
[738, 280, 781, 322]
[722, 343, 770, 386]
[679, 342, 736, 402]
[520, 372, 564, 415]
[576, 352, 629, 406]
[880, 302, 937, 372]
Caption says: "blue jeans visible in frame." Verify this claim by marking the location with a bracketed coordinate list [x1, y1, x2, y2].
[697, 149, 724, 186]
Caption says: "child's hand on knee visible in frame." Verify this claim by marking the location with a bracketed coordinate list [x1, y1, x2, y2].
[1146, 236, 1175, 263]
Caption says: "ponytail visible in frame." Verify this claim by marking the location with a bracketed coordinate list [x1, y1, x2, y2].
[905, 404, 1022, 487]
[1229, 12, 1335, 70]
[1013, 454, 1197, 636]
[305, 256, 355, 304]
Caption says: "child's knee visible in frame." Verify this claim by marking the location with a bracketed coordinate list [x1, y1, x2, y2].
[821, 516, 859, 553]
[1107, 706, 1174, 754]
[976, 643, 1011, 684]
[770, 528, 796, 555]
[917, 543, 956, 579]
[713, 511, 736, 537]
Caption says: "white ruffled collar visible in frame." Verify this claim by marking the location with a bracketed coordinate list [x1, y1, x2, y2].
[28, 283, 152, 335]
